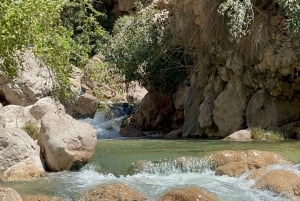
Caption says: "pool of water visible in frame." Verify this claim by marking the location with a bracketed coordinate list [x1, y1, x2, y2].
[3, 139, 300, 201]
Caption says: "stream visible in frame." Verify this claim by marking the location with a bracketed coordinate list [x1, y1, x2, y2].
[3, 108, 300, 201]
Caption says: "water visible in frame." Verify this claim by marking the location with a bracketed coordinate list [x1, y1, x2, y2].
[3, 109, 300, 200]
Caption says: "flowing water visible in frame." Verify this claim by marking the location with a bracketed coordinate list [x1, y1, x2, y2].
[3, 109, 300, 201]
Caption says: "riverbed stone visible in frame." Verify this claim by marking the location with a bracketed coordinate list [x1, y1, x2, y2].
[72, 92, 98, 117]
[223, 129, 252, 141]
[38, 111, 97, 171]
[22, 194, 63, 201]
[0, 128, 45, 181]
[158, 186, 219, 201]
[0, 187, 22, 201]
[253, 169, 300, 200]
[83, 183, 147, 201]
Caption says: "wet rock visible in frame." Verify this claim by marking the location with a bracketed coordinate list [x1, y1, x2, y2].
[38, 111, 97, 171]
[247, 167, 269, 180]
[0, 128, 45, 181]
[215, 161, 249, 177]
[83, 183, 147, 201]
[253, 169, 300, 200]
[22, 194, 63, 201]
[280, 121, 300, 139]
[223, 129, 252, 142]
[209, 150, 291, 169]
[0, 187, 22, 201]
[164, 129, 182, 139]
[158, 186, 219, 201]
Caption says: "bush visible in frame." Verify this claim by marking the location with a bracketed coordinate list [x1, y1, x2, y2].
[105, 6, 187, 93]
[251, 127, 285, 142]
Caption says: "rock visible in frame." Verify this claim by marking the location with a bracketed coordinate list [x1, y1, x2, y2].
[209, 150, 291, 169]
[253, 170, 300, 200]
[2, 50, 53, 106]
[132, 92, 174, 131]
[29, 97, 65, 120]
[281, 121, 300, 139]
[126, 82, 148, 103]
[158, 186, 219, 201]
[0, 187, 22, 201]
[246, 90, 300, 128]
[0, 105, 40, 130]
[118, 0, 135, 11]
[22, 194, 63, 201]
[247, 167, 269, 181]
[213, 79, 249, 136]
[164, 129, 182, 139]
[223, 129, 252, 141]
[83, 183, 147, 201]
[38, 111, 97, 171]
[0, 128, 45, 181]
[72, 93, 98, 117]
[215, 161, 250, 177]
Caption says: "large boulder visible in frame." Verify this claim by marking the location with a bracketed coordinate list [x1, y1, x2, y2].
[38, 111, 97, 171]
[253, 170, 300, 200]
[0, 187, 22, 201]
[2, 50, 53, 106]
[213, 79, 249, 136]
[0, 128, 44, 181]
[0, 105, 40, 130]
[158, 186, 219, 201]
[72, 93, 98, 117]
[29, 97, 65, 120]
[223, 129, 252, 142]
[83, 183, 147, 201]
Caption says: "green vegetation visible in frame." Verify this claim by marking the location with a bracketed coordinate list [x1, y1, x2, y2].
[105, 7, 187, 92]
[251, 127, 285, 142]
[218, 0, 300, 41]
[22, 123, 40, 140]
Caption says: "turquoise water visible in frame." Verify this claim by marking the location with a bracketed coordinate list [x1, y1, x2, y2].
[3, 139, 300, 201]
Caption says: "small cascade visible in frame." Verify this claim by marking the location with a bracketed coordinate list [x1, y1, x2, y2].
[131, 157, 211, 175]
[82, 103, 134, 139]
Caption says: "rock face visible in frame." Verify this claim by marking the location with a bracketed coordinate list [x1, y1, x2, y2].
[0, 128, 45, 181]
[209, 150, 291, 177]
[0, 187, 22, 201]
[159, 186, 219, 201]
[1, 50, 53, 106]
[38, 111, 97, 171]
[127, 0, 300, 138]
[83, 183, 147, 201]
[253, 170, 300, 200]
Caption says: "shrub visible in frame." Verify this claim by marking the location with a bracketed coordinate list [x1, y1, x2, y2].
[22, 123, 40, 140]
[251, 127, 285, 142]
[105, 6, 187, 93]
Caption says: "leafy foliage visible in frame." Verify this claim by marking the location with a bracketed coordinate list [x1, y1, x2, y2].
[61, 0, 111, 67]
[218, 0, 300, 41]
[251, 127, 285, 142]
[105, 7, 187, 92]
[0, 0, 72, 101]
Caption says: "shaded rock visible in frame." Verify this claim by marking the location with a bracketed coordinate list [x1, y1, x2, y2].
[22, 194, 63, 201]
[164, 129, 182, 139]
[132, 92, 174, 131]
[223, 129, 252, 141]
[0, 128, 45, 181]
[213, 79, 249, 136]
[246, 90, 300, 128]
[126, 82, 148, 103]
[83, 183, 147, 201]
[158, 186, 219, 201]
[0, 187, 22, 201]
[2, 50, 53, 106]
[209, 150, 291, 169]
[253, 170, 300, 200]
[38, 111, 97, 171]
[0, 105, 40, 130]
[29, 97, 65, 120]
[73, 93, 98, 117]
[281, 121, 300, 139]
